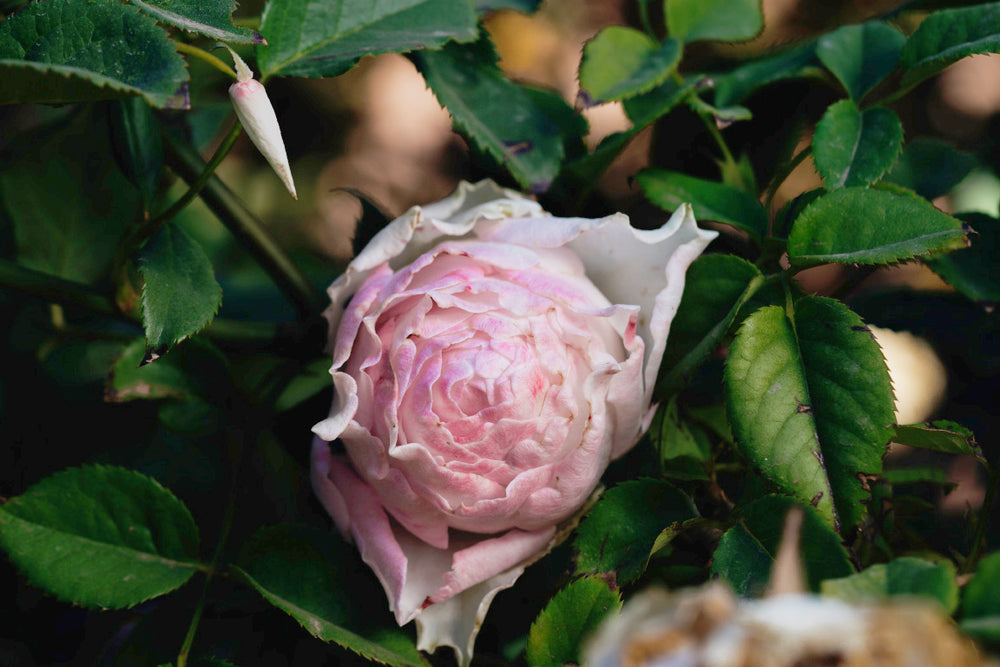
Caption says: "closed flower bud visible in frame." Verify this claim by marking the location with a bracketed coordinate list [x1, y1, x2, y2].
[224, 46, 297, 199]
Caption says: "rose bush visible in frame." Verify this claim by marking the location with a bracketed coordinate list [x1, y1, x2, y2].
[311, 180, 715, 664]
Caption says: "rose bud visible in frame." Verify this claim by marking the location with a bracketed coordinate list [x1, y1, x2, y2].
[224, 45, 297, 199]
[311, 180, 716, 665]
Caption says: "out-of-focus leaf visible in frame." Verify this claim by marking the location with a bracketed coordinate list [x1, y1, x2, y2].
[258, 0, 477, 79]
[574, 479, 697, 585]
[109, 98, 164, 212]
[129, 0, 263, 43]
[961, 552, 1000, 642]
[233, 524, 431, 666]
[107, 337, 231, 404]
[657, 254, 764, 396]
[415, 36, 581, 192]
[476, 0, 540, 11]
[711, 41, 819, 108]
[0, 0, 189, 108]
[892, 421, 983, 461]
[787, 187, 968, 267]
[637, 169, 768, 242]
[138, 223, 222, 357]
[812, 100, 903, 189]
[0, 107, 141, 283]
[881, 466, 956, 488]
[900, 2, 1000, 89]
[578, 27, 681, 104]
[817, 21, 905, 100]
[710, 495, 853, 596]
[0, 466, 202, 608]
[525, 576, 621, 667]
[885, 138, 977, 200]
[822, 557, 959, 613]
[725, 297, 896, 529]
[275, 358, 333, 412]
[927, 213, 1000, 306]
[665, 0, 763, 43]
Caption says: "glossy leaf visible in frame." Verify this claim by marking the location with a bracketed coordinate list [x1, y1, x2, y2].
[816, 22, 905, 100]
[234, 524, 430, 667]
[927, 212, 1000, 305]
[665, 0, 763, 44]
[0, 465, 202, 608]
[574, 479, 697, 585]
[525, 576, 621, 667]
[0, 0, 189, 108]
[961, 552, 1000, 642]
[812, 100, 903, 189]
[415, 37, 580, 192]
[0, 108, 140, 283]
[138, 223, 223, 356]
[637, 169, 768, 241]
[821, 557, 959, 613]
[657, 254, 764, 396]
[712, 41, 819, 108]
[258, 0, 477, 79]
[787, 187, 968, 267]
[725, 297, 896, 529]
[892, 421, 983, 461]
[885, 137, 977, 200]
[900, 2, 1000, 89]
[578, 27, 681, 104]
[710, 495, 853, 596]
[129, 0, 263, 43]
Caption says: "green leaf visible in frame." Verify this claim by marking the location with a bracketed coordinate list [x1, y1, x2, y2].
[129, 0, 263, 43]
[665, 0, 763, 43]
[927, 213, 1000, 305]
[0, 0, 189, 108]
[712, 40, 819, 108]
[637, 169, 768, 242]
[475, 0, 541, 11]
[525, 575, 621, 667]
[725, 297, 896, 529]
[816, 21, 905, 100]
[822, 557, 959, 613]
[0, 465, 202, 608]
[138, 223, 223, 357]
[0, 107, 141, 283]
[900, 2, 1000, 90]
[107, 336, 231, 404]
[892, 421, 983, 461]
[710, 495, 853, 596]
[812, 101, 904, 189]
[415, 36, 580, 192]
[109, 98, 164, 212]
[648, 400, 712, 480]
[258, 0, 477, 79]
[961, 552, 1000, 642]
[885, 137, 978, 200]
[657, 254, 764, 396]
[578, 27, 681, 104]
[275, 357, 334, 412]
[574, 479, 697, 585]
[787, 187, 968, 267]
[881, 466, 956, 488]
[233, 524, 430, 667]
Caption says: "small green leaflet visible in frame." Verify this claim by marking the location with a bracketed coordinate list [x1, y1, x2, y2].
[0, 465, 202, 608]
[886, 137, 978, 200]
[900, 2, 1000, 90]
[711, 40, 820, 108]
[725, 297, 896, 530]
[525, 575, 621, 667]
[892, 420, 983, 462]
[961, 552, 1000, 642]
[821, 557, 959, 613]
[665, 0, 763, 44]
[138, 223, 223, 358]
[578, 27, 681, 104]
[787, 187, 968, 267]
[711, 495, 853, 596]
[129, 0, 263, 43]
[816, 21, 904, 101]
[927, 212, 1000, 306]
[258, 0, 477, 79]
[812, 101, 903, 189]
[234, 524, 431, 667]
[0, 0, 189, 108]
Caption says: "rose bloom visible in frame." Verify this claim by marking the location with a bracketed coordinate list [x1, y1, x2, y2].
[312, 180, 715, 664]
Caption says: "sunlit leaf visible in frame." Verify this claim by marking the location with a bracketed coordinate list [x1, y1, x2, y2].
[578, 27, 681, 104]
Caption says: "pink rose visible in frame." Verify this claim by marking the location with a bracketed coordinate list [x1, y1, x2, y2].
[312, 180, 715, 664]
